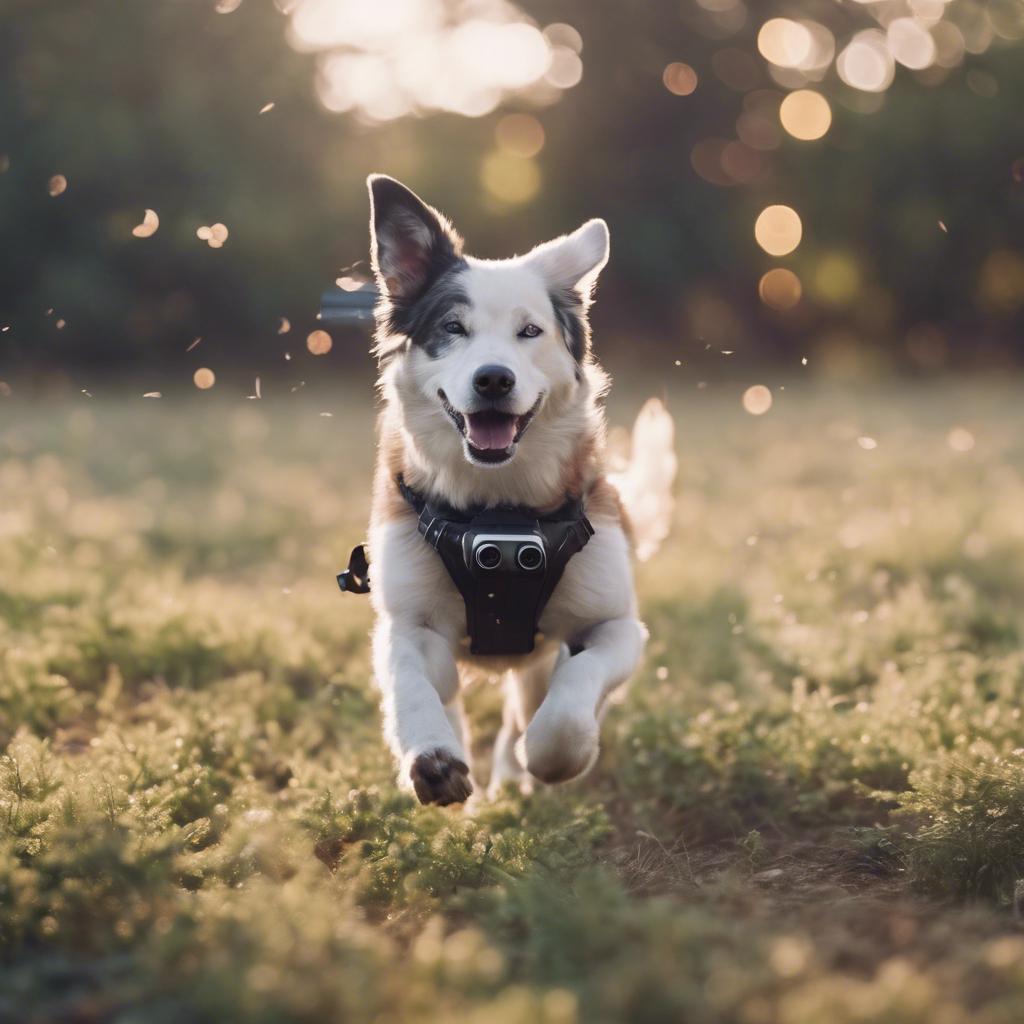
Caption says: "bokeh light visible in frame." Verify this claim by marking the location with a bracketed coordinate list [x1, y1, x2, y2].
[495, 114, 545, 158]
[758, 268, 802, 309]
[742, 384, 773, 415]
[837, 31, 895, 92]
[947, 427, 976, 452]
[193, 368, 215, 389]
[481, 151, 541, 204]
[813, 252, 862, 306]
[663, 62, 698, 96]
[978, 250, 1024, 313]
[545, 46, 583, 89]
[757, 19, 812, 68]
[543, 23, 583, 53]
[887, 18, 937, 69]
[779, 90, 831, 140]
[754, 205, 802, 256]
[306, 330, 333, 355]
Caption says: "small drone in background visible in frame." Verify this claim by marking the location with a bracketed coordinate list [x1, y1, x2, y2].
[318, 281, 377, 327]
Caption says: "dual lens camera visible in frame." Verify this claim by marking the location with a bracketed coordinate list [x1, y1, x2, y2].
[470, 534, 546, 573]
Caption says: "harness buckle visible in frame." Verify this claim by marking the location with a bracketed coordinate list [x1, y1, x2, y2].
[337, 544, 371, 594]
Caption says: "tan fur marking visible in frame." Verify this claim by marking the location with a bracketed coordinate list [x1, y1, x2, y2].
[371, 411, 416, 525]
[587, 475, 634, 546]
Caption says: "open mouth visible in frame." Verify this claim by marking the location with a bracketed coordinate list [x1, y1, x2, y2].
[438, 390, 541, 465]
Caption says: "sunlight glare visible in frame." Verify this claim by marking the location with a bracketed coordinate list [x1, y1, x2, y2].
[289, 0, 566, 122]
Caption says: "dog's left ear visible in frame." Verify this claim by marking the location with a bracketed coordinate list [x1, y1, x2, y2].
[526, 218, 610, 302]
[368, 175, 463, 301]
[527, 219, 609, 361]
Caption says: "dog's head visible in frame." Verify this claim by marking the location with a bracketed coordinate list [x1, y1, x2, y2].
[368, 174, 608, 470]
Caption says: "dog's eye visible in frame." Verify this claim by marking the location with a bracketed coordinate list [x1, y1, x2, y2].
[443, 320, 466, 335]
[518, 323, 542, 339]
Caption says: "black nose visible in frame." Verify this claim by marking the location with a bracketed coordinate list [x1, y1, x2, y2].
[473, 365, 516, 399]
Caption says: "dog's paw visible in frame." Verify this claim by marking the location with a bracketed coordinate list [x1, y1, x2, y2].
[410, 748, 473, 806]
[521, 711, 599, 785]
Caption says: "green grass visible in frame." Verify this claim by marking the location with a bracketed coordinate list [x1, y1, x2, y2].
[5, 382, 1024, 1022]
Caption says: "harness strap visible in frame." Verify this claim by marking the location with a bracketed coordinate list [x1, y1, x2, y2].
[336, 476, 595, 656]
[397, 475, 594, 656]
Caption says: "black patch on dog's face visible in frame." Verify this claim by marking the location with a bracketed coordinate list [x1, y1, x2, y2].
[550, 286, 590, 362]
[382, 263, 470, 359]
[368, 175, 469, 362]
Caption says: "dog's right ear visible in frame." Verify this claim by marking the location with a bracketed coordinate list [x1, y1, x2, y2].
[368, 175, 463, 301]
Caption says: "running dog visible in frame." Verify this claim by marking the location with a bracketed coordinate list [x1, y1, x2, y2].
[360, 175, 675, 805]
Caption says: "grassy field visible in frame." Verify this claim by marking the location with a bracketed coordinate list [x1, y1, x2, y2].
[5, 381, 1024, 1022]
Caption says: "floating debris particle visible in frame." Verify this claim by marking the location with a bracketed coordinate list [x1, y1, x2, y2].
[132, 209, 160, 238]
[197, 223, 229, 249]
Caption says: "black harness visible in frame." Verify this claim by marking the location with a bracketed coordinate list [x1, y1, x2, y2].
[338, 477, 594, 656]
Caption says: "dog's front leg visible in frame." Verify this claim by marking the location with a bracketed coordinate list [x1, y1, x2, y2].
[521, 617, 646, 784]
[373, 617, 472, 806]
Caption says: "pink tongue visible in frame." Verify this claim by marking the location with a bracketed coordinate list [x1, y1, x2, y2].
[466, 412, 517, 451]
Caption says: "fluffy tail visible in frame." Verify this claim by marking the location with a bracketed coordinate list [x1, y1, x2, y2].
[609, 398, 677, 561]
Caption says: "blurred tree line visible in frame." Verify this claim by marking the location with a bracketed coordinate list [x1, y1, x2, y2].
[1, 0, 1023, 390]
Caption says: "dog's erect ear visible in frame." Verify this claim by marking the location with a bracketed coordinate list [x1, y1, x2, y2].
[526, 218, 610, 301]
[527, 219, 609, 361]
[368, 175, 462, 301]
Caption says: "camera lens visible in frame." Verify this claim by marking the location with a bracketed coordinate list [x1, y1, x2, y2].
[475, 543, 502, 570]
[516, 543, 544, 571]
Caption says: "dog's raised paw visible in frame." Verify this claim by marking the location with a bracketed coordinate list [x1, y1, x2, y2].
[410, 749, 473, 806]
[522, 713, 599, 785]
